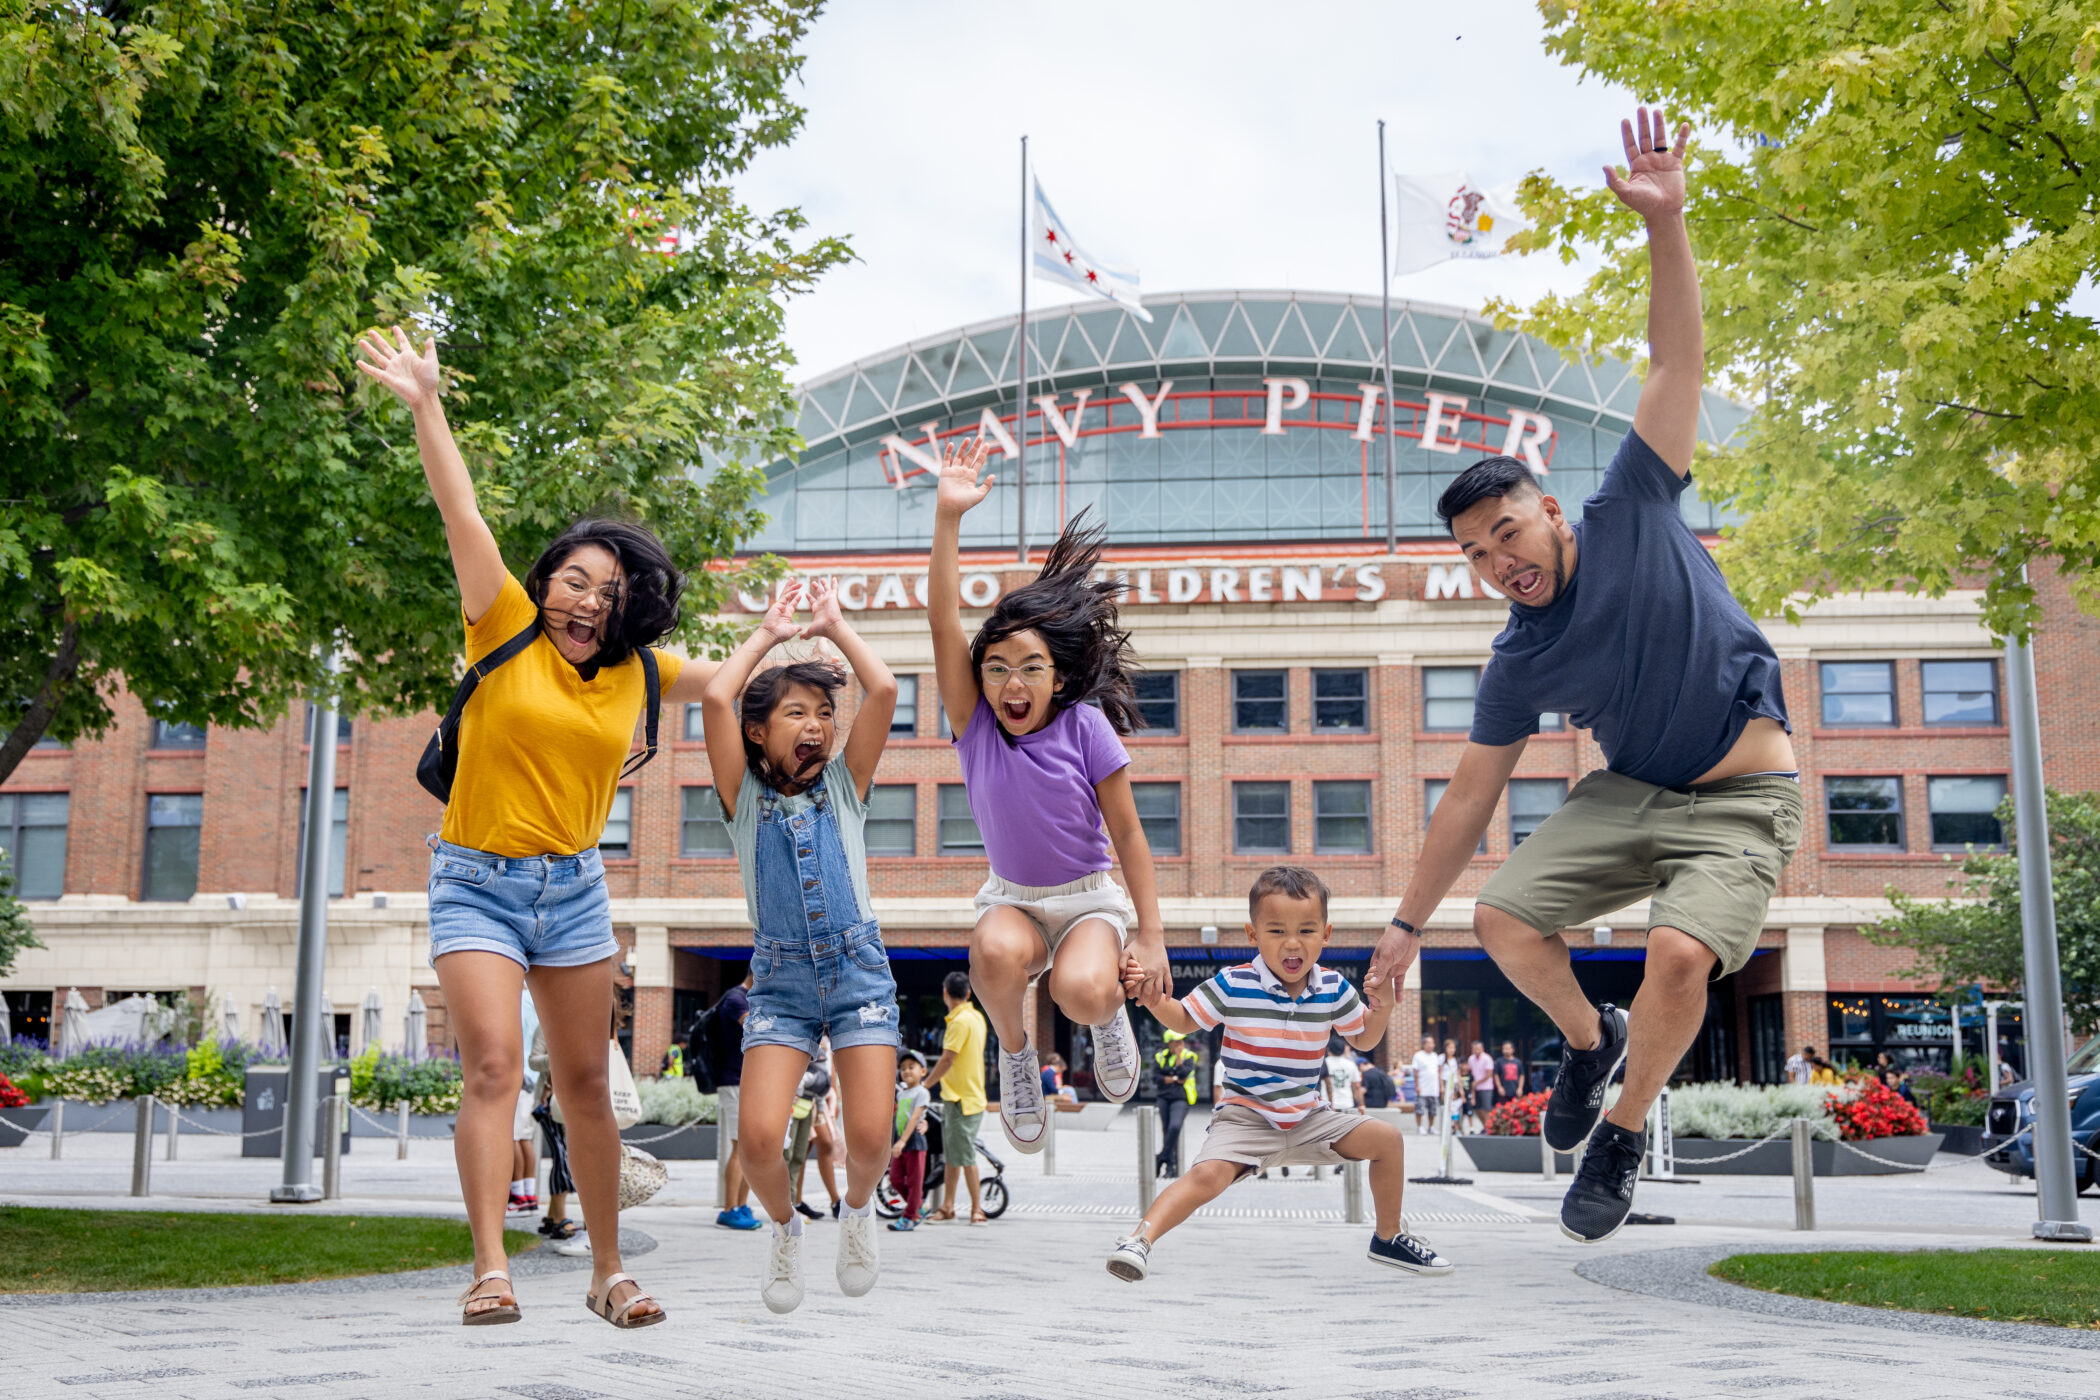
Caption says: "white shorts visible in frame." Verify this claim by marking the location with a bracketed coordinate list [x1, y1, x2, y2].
[513, 1088, 536, 1141]
[974, 870, 1133, 970]
[716, 1084, 740, 1143]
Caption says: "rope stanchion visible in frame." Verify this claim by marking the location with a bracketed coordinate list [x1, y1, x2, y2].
[347, 1104, 458, 1140]
[615, 1117, 715, 1146]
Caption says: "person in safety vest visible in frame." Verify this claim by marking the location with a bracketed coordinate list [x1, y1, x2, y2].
[1152, 1032, 1202, 1178]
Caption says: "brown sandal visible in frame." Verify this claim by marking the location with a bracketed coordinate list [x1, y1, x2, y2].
[458, 1270, 520, 1326]
[586, 1272, 666, 1329]
[925, 1208, 957, 1223]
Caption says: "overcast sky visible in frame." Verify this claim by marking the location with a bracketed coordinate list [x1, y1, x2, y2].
[736, 0, 1646, 380]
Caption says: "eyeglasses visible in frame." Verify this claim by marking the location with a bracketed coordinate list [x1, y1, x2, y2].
[980, 663, 1052, 685]
[551, 574, 622, 607]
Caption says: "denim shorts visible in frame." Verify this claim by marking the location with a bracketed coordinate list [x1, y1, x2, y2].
[426, 837, 619, 971]
[744, 917, 901, 1057]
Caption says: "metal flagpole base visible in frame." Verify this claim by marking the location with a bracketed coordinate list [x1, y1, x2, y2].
[269, 1184, 324, 1203]
[2033, 1220, 2094, 1243]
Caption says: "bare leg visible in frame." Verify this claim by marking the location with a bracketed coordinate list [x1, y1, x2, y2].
[969, 905, 1049, 1051]
[1473, 905, 1602, 1051]
[831, 1045, 898, 1209]
[725, 1138, 748, 1209]
[529, 959, 659, 1321]
[963, 1163, 983, 1217]
[432, 951, 527, 1285]
[1334, 1119, 1409, 1238]
[1045, 920, 1124, 1028]
[1130, 1160, 1243, 1243]
[1604, 927, 1714, 1132]
[811, 1103, 841, 1205]
[736, 1045, 812, 1225]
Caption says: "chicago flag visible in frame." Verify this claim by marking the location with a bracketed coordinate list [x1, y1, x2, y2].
[1031, 178, 1152, 322]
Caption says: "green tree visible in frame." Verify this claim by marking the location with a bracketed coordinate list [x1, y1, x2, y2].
[0, 851, 42, 982]
[1867, 790, 2100, 1035]
[0, 0, 843, 785]
[1497, 1, 2100, 639]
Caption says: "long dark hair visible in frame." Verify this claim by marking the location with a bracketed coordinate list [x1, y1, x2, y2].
[969, 508, 1141, 735]
[739, 659, 846, 794]
[523, 518, 685, 675]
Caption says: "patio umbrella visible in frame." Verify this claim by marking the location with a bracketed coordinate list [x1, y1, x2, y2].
[258, 987, 286, 1057]
[0, 994, 10, 1043]
[405, 990, 427, 1062]
[220, 992, 242, 1043]
[360, 988, 383, 1054]
[55, 987, 89, 1058]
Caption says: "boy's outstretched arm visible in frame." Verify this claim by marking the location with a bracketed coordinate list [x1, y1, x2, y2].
[1610, 107, 1702, 478]
[1131, 972, 1199, 1035]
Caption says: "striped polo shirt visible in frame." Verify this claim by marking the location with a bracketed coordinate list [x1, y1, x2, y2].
[1180, 956, 1367, 1128]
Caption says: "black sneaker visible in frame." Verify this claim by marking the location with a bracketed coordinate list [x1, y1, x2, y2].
[1560, 1119, 1645, 1243]
[1367, 1225, 1454, 1276]
[1542, 1004, 1629, 1151]
[794, 1201, 823, 1221]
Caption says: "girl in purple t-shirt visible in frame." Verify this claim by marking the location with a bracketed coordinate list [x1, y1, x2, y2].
[929, 439, 1170, 1154]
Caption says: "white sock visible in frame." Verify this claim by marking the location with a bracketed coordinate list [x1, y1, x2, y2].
[842, 1197, 874, 1218]
[512, 1179, 528, 1194]
[775, 1216, 804, 1238]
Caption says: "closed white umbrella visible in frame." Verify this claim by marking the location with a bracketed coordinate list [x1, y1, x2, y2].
[258, 987, 286, 1057]
[405, 990, 427, 1062]
[220, 992, 242, 1043]
[0, 993, 11, 1043]
[56, 987, 90, 1058]
[360, 988, 383, 1054]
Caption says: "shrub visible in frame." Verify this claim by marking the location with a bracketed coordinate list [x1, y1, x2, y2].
[160, 1038, 254, 1108]
[1828, 1082, 1929, 1141]
[350, 1052, 463, 1115]
[0, 1072, 27, 1109]
[44, 1041, 190, 1105]
[1668, 1082, 1840, 1141]
[1481, 1090, 1550, 1135]
[0, 1036, 50, 1081]
[635, 1076, 716, 1126]
[1909, 1063, 1989, 1127]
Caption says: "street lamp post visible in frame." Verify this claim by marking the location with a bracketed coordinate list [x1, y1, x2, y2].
[272, 649, 341, 1204]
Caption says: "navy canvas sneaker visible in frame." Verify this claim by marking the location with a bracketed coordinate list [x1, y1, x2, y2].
[1560, 1118, 1646, 1243]
[1366, 1225, 1455, 1276]
[1542, 1004, 1629, 1152]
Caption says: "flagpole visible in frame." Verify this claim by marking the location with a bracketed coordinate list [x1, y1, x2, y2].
[1017, 133, 1030, 565]
[1378, 119, 1397, 556]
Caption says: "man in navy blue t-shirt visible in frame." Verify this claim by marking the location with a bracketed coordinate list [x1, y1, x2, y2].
[1368, 110, 1804, 1245]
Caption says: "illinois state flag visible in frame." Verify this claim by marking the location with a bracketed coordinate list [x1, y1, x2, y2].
[1390, 173, 1529, 276]
[1031, 178, 1153, 321]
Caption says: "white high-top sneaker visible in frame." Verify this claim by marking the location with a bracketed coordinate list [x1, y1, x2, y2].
[997, 1041, 1048, 1152]
[1091, 1003, 1141, 1104]
[760, 1218, 805, 1314]
[836, 1208, 880, 1297]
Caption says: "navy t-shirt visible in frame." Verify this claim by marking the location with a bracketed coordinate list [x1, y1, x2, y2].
[1469, 430, 1789, 788]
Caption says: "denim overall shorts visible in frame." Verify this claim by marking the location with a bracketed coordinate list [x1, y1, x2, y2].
[742, 776, 900, 1057]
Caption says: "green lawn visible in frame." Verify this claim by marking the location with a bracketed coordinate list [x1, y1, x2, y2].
[0, 1206, 536, 1294]
[1712, 1249, 2100, 1328]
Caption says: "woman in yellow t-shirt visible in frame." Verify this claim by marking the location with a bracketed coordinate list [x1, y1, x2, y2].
[358, 327, 719, 1329]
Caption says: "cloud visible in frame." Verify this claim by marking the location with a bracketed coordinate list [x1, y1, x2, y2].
[737, 0, 1643, 379]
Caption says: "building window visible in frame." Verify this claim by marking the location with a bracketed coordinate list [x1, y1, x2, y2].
[938, 784, 983, 854]
[1928, 775, 2007, 850]
[1232, 781, 1291, 854]
[1313, 780, 1372, 853]
[1826, 776, 1904, 850]
[1133, 782, 1182, 856]
[1312, 669, 1369, 733]
[0, 792, 68, 899]
[1425, 779, 1486, 854]
[683, 703, 706, 741]
[1133, 671, 1180, 734]
[938, 701, 955, 741]
[1820, 661, 1896, 727]
[679, 786, 732, 857]
[888, 675, 919, 738]
[1507, 779, 1567, 846]
[599, 789, 633, 858]
[296, 788, 350, 897]
[1422, 667, 1478, 732]
[865, 785, 916, 854]
[1232, 670, 1287, 733]
[150, 717, 207, 750]
[303, 704, 352, 746]
[143, 793, 204, 901]
[1921, 660, 1999, 727]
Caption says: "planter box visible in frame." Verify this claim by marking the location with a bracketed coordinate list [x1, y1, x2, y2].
[619, 1123, 717, 1160]
[1455, 1134, 1580, 1174]
[0, 1105, 48, 1148]
[1929, 1121, 1986, 1156]
[43, 1099, 241, 1134]
[1458, 1131, 1945, 1176]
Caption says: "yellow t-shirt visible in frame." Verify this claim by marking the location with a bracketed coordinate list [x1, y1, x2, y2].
[940, 1001, 988, 1115]
[438, 574, 684, 857]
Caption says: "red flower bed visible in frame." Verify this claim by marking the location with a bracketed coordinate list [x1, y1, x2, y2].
[1827, 1082, 1928, 1141]
[1481, 1090, 1550, 1136]
[0, 1072, 27, 1109]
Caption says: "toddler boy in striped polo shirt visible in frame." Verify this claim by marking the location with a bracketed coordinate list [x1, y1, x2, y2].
[1105, 865, 1454, 1282]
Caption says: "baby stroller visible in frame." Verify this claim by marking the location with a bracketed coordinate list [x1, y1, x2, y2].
[875, 1102, 1010, 1220]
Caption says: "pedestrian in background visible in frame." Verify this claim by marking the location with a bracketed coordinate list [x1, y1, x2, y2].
[1785, 1044, 1813, 1086]
[923, 971, 989, 1224]
[708, 971, 760, 1231]
[1495, 1041, 1524, 1105]
[1410, 1035, 1442, 1134]
[1153, 1031, 1202, 1177]
[1361, 1057, 1397, 1110]
[889, 1051, 932, 1232]
[1464, 1040, 1495, 1133]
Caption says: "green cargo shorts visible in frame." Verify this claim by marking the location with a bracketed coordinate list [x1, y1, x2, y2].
[1476, 770, 1803, 978]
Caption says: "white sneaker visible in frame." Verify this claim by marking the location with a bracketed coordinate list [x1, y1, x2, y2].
[997, 1043, 1048, 1152]
[551, 1231, 592, 1258]
[1106, 1234, 1151, 1282]
[836, 1210, 880, 1297]
[1091, 1004, 1140, 1104]
[760, 1219, 804, 1314]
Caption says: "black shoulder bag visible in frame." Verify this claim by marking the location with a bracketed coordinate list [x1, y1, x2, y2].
[416, 625, 664, 803]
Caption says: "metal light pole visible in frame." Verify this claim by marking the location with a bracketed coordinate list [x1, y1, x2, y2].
[2002, 602, 2091, 1241]
[1017, 133, 1030, 565]
[273, 649, 341, 1204]
[1377, 119, 1397, 556]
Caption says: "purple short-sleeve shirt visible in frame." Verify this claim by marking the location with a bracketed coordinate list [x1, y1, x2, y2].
[953, 698, 1131, 887]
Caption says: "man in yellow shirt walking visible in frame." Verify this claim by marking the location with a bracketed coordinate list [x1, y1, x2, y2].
[925, 970, 989, 1224]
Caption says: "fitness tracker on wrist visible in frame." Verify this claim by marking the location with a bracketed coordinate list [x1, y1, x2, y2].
[1390, 917, 1420, 936]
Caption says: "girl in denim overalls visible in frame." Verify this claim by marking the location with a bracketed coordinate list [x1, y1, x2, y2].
[700, 579, 901, 1315]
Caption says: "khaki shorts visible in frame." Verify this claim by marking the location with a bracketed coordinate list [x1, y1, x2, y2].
[1477, 770, 1804, 979]
[513, 1088, 536, 1141]
[1192, 1103, 1373, 1173]
[974, 870, 1132, 970]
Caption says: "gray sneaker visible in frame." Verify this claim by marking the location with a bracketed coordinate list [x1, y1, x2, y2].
[1106, 1234, 1151, 1282]
[1091, 1005, 1141, 1104]
[1542, 1004, 1629, 1152]
[1560, 1119, 1645, 1243]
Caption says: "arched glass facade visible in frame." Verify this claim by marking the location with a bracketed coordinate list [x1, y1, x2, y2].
[748, 290, 1749, 554]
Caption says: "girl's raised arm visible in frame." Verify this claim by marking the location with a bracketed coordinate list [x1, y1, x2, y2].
[800, 579, 896, 802]
[700, 583, 804, 819]
[928, 438, 995, 742]
[355, 328, 508, 623]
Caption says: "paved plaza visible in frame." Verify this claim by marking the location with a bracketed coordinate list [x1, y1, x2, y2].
[3, 1111, 2095, 1399]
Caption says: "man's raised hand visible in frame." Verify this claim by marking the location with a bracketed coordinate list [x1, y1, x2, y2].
[933, 436, 996, 518]
[354, 325, 442, 410]
[1603, 107, 1690, 223]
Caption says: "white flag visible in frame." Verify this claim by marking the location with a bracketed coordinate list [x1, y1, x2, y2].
[1031, 178, 1152, 322]
[1390, 172, 1529, 277]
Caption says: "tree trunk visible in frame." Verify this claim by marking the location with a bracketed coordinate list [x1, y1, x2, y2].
[0, 619, 81, 788]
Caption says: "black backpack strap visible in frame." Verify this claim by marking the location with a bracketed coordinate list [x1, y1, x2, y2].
[619, 647, 662, 780]
[444, 622, 542, 728]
